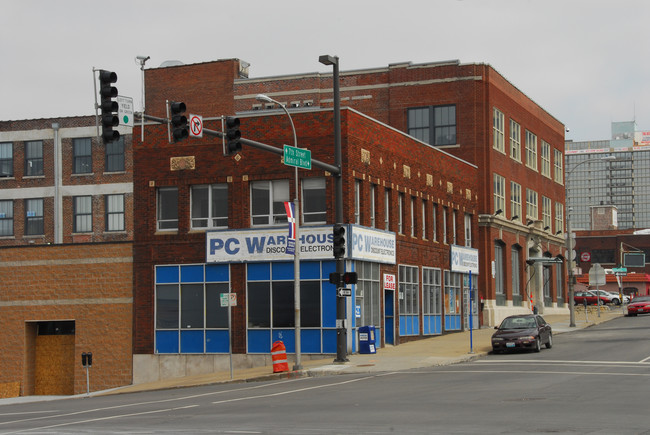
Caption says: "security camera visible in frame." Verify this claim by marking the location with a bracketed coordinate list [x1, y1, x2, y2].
[565, 127, 570, 133]
[136, 55, 150, 62]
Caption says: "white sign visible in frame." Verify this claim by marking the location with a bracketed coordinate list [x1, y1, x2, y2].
[189, 114, 203, 138]
[589, 263, 606, 286]
[450, 244, 479, 274]
[220, 292, 237, 307]
[384, 273, 396, 291]
[349, 225, 396, 264]
[207, 227, 333, 263]
[117, 96, 134, 127]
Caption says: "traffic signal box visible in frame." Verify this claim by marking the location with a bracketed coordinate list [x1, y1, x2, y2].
[98, 70, 119, 144]
[225, 116, 241, 155]
[170, 101, 188, 141]
[333, 224, 345, 258]
[328, 271, 358, 286]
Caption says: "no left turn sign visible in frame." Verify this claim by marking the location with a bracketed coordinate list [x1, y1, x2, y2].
[190, 114, 203, 138]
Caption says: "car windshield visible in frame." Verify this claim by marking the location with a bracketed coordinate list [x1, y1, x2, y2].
[633, 296, 650, 302]
[500, 317, 536, 329]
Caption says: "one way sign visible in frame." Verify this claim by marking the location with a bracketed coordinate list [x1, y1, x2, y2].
[337, 288, 352, 297]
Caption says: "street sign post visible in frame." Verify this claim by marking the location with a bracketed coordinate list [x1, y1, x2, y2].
[283, 144, 311, 170]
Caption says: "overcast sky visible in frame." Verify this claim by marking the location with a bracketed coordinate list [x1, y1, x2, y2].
[1, 0, 648, 142]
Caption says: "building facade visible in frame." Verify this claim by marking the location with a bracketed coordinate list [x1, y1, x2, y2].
[0, 117, 134, 396]
[566, 121, 650, 231]
[132, 77, 479, 381]
[227, 59, 567, 325]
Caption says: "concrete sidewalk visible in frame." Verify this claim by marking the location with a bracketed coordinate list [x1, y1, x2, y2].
[102, 306, 623, 395]
[1, 307, 624, 404]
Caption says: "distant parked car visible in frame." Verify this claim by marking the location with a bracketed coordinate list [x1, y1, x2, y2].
[626, 296, 650, 316]
[574, 290, 613, 306]
[604, 291, 630, 305]
[491, 314, 552, 353]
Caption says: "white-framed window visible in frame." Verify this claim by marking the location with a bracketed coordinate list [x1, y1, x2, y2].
[554, 148, 564, 184]
[510, 119, 521, 162]
[398, 193, 404, 234]
[495, 244, 505, 297]
[422, 199, 427, 239]
[0, 199, 14, 236]
[555, 202, 564, 234]
[106, 194, 125, 231]
[464, 213, 472, 247]
[526, 189, 538, 222]
[354, 180, 361, 225]
[512, 246, 521, 297]
[384, 189, 390, 231]
[356, 261, 380, 328]
[0, 142, 13, 177]
[510, 181, 522, 221]
[493, 108, 505, 153]
[423, 267, 442, 318]
[452, 209, 457, 245]
[541, 141, 551, 178]
[442, 206, 448, 244]
[398, 265, 420, 316]
[25, 198, 44, 235]
[73, 138, 92, 174]
[251, 180, 289, 226]
[410, 196, 416, 237]
[542, 196, 552, 230]
[191, 184, 228, 229]
[493, 173, 506, 215]
[73, 195, 92, 233]
[525, 130, 538, 171]
[370, 184, 376, 228]
[25, 141, 43, 177]
[157, 187, 178, 231]
[432, 203, 438, 241]
[302, 177, 326, 224]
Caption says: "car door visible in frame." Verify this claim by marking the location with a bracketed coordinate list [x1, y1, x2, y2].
[536, 316, 550, 342]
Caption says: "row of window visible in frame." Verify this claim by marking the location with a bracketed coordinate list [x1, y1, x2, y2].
[354, 181, 473, 247]
[493, 174, 565, 233]
[492, 108, 564, 184]
[0, 195, 125, 237]
[0, 138, 125, 178]
[156, 178, 474, 248]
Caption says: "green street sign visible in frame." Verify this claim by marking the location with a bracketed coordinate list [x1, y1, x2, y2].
[283, 145, 311, 170]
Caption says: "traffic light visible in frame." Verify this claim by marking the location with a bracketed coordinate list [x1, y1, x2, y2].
[170, 101, 188, 141]
[342, 271, 358, 285]
[333, 224, 345, 258]
[225, 116, 241, 155]
[98, 70, 119, 144]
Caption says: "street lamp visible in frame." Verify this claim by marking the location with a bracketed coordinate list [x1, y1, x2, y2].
[256, 93, 302, 370]
[319, 54, 348, 363]
[565, 154, 615, 327]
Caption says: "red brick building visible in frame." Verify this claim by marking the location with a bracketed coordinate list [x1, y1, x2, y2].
[133, 64, 479, 380]
[0, 117, 134, 396]
[227, 59, 567, 325]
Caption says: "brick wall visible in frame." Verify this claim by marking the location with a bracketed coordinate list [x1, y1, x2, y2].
[0, 242, 133, 396]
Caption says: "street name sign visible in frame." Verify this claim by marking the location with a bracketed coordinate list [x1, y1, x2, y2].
[283, 145, 311, 170]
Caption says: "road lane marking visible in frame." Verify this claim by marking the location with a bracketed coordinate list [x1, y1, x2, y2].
[211, 376, 375, 405]
[1, 405, 198, 435]
[407, 369, 650, 377]
[477, 359, 650, 366]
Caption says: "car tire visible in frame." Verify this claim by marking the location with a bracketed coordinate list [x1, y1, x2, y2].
[534, 338, 541, 352]
[545, 334, 553, 349]
[613, 298, 620, 305]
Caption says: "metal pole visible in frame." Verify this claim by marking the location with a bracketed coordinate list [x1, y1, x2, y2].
[329, 56, 347, 363]
[565, 155, 614, 327]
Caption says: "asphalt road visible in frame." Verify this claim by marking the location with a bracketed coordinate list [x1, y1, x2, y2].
[2, 314, 650, 434]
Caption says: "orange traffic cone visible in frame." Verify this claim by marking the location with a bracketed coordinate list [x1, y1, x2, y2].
[271, 341, 289, 373]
